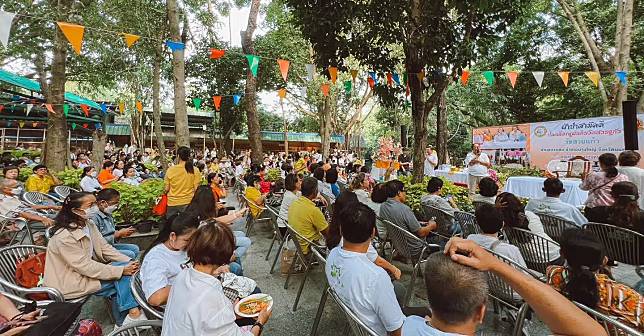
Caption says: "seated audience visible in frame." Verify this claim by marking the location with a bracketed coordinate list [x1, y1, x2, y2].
[80, 166, 102, 192]
[471, 177, 498, 206]
[525, 177, 588, 226]
[2, 166, 23, 191]
[113, 160, 126, 179]
[161, 222, 271, 335]
[89, 189, 139, 259]
[0, 179, 57, 227]
[350, 173, 371, 204]
[0, 293, 44, 335]
[580, 153, 629, 209]
[313, 167, 335, 203]
[618, 150, 644, 210]
[287, 177, 329, 254]
[25, 164, 61, 194]
[403, 238, 607, 336]
[496, 192, 560, 263]
[547, 229, 643, 331]
[380, 180, 437, 257]
[277, 173, 301, 237]
[325, 202, 404, 335]
[43, 192, 145, 327]
[370, 183, 388, 237]
[244, 174, 265, 219]
[121, 166, 142, 186]
[208, 172, 227, 199]
[325, 168, 341, 198]
[585, 181, 643, 235]
[420, 177, 460, 236]
[97, 161, 118, 189]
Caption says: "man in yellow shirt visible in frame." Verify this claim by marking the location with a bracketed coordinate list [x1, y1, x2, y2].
[244, 175, 265, 218]
[287, 176, 329, 254]
[25, 165, 61, 194]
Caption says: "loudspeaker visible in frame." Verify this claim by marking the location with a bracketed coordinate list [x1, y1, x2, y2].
[401, 125, 408, 148]
[623, 100, 639, 150]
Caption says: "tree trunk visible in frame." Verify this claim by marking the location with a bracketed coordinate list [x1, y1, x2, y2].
[167, 0, 190, 148]
[612, 0, 634, 115]
[91, 129, 107, 165]
[435, 80, 449, 164]
[241, 0, 263, 164]
[319, 96, 332, 160]
[153, 51, 168, 170]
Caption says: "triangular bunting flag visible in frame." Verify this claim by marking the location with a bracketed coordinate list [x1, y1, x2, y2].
[45, 104, 55, 114]
[367, 77, 375, 89]
[6, 121, 10, 127]
[532, 72, 545, 87]
[277, 59, 290, 82]
[118, 102, 125, 113]
[306, 64, 315, 81]
[71, 122, 77, 130]
[328, 66, 338, 84]
[506, 71, 519, 89]
[193, 98, 202, 111]
[165, 40, 185, 52]
[25, 104, 33, 116]
[483, 71, 495, 85]
[369, 72, 378, 85]
[32, 122, 38, 128]
[80, 104, 90, 117]
[615, 71, 628, 85]
[136, 101, 143, 113]
[0, 105, 4, 113]
[82, 123, 88, 129]
[95, 123, 102, 129]
[461, 70, 470, 86]
[210, 48, 225, 59]
[344, 80, 352, 94]
[321, 83, 330, 97]
[386, 73, 393, 86]
[278, 88, 287, 101]
[245, 55, 260, 77]
[18, 121, 24, 128]
[416, 70, 425, 83]
[392, 73, 401, 86]
[57, 22, 85, 55]
[100, 103, 107, 114]
[350, 70, 358, 82]
[63, 104, 69, 116]
[122, 33, 140, 48]
[585, 71, 600, 87]
[0, 11, 16, 48]
[212, 96, 222, 111]
[233, 95, 241, 106]
[558, 71, 570, 87]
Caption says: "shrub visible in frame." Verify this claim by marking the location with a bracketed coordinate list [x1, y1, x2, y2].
[398, 175, 473, 213]
[18, 167, 33, 182]
[55, 168, 83, 189]
[143, 162, 159, 173]
[266, 168, 281, 182]
[110, 179, 165, 224]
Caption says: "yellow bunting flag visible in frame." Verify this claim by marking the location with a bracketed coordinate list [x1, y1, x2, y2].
[18, 121, 25, 128]
[328, 66, 338, 84]
[585, 71, 600, 87]
[123, 33, 140, 48]
[558, 71, 570, 87]
[56, 22, 85, 55]
[350, 70, 358, 82]
[118, 102, 125, 114]
[417, 70, 425, 83]
[136, 101, 143, 113]
[277, 59, 290, 82]
[506, 71, 519, 89]
[278, 88, 287, 101]
[321, 83, 330, 97]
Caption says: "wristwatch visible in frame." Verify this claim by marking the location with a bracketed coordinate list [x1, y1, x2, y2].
[253, 321, 264, 334]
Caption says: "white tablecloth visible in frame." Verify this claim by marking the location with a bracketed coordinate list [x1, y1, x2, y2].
[434, 170, 469, 185]
[504, 176, 588, 207]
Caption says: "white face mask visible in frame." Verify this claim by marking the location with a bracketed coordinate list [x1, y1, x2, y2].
[104, 204, 118, 214]
[81, 205, 100, 218]
[90, 171, 98, 178]
[10, 187, 22, 195]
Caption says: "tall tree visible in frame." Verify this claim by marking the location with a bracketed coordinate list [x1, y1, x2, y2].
[167, 0, 190, 147]
[241, 0, 263, 163]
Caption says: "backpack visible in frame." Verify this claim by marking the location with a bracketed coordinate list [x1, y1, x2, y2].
[15, 252, 48, 301]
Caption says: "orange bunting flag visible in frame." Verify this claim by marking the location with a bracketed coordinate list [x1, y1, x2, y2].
[212, 96, 222, 111]
[350, 70, 358, 82]
[278, 88, 287, 100]
[136, 101, 143, 113]
[367, 77, 375, 89]
[57, 22, 85, 55]
[45, 104, 55, 114]
[585, 71, 600, 87]
[277, 59, 290, 82]
[80, 104, 90, 117]
[321, 83, 330, 97]
[328, 66, 338, 84]
[32, 122, 38, 128]
[386, 73, 393, 86]
[123, 33, 140, 48]
[558, 71, 570, 87]
[210, 49, 225, 59]
[461, 70, 470, 86]
[118, 102, 125, 114]
[417, 70, 425, 83]
[506, 71, 519, 89]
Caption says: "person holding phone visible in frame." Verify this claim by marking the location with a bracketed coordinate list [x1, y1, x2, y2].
[25, 165, 61, 194]
[90, 189, 139, 259]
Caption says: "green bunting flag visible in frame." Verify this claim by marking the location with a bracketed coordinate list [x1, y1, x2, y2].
[483, 71, 495, 85]
[344, 80, 352, 94]
[245, 54, 260, 77]
[193, 98, 202, 111]
[63, 104, 69, 116]
[403, 72, 408, 85]
[71, 122, 77, 130]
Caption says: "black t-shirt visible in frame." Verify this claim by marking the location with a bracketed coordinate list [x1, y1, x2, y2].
[398, 154, 410, 171]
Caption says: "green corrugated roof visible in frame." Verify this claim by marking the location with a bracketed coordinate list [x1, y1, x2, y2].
[106, 124, 131, 136]
[0, 69, 101, 110]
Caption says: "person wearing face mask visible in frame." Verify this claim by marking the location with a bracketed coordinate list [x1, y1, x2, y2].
[80, 166, 102, 193]
[0, 179, 57, 230]
[43, 192, 147, 328]
[90, 189, 139, 259]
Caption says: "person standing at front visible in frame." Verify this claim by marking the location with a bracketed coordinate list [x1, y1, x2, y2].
[165, 147, 201, 218]
[423, 146, 438, 177]
[465, 144, 491, 194]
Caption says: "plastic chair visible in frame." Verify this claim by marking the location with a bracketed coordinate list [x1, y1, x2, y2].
[264, 206, 285, 262]
[584, 222, 642, 276]
[107, 319, 163, 336]
[453, 211, 482, 238]
[380, 218, 439, 307]
[536, 213, 578, 243]
[309, 247, 329, 336]
[573, 301, 642, 336]
[0, 245, 66, 302]
[130, 271, 165, 320]
[503, 227, 560, 275]
[54, 186, 78, 200]
[328, 287, 379, 336]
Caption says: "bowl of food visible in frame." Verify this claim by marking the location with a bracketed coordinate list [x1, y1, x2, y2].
[234, 294, 273, 318]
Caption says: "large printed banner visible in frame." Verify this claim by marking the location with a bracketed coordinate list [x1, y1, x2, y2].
[473, 114, 644, 169]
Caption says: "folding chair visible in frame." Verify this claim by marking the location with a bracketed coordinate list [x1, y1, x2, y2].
[107, 320, 163, 336]
[0, 245, 66, 302]
[420, 203, 457, 239]
[264, 205, 284, 261]
[536, 213, 578, 244]
[503, 227, 560, 275]
[0, 215, 32, 246]
[283, 224, 326, 309]
[130, 271, 165, 320]
[573, 301, 642, 336]
[21, 192, 60, 213]
[54, 186, 78, 200]
[380, 218, 439, 307]
[309, 247, 329, 336]
[241, 195, 272, 236]
[584, 222, 642, 276]
[328, 287, 379, 336]
[453, 211, 482, 238]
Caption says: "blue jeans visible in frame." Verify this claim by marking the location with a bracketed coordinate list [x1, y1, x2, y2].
[96, 261, 139, 325]
[233, 231, 251, 262]
[113, 243, 139, 260]
[229, 262, 243, 276]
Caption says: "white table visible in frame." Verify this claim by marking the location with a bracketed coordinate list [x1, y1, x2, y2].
[504, 176, 588, 207]
[434, 170, 469, 185]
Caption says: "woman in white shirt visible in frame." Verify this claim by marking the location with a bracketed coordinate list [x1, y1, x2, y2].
[112, 160, 125, 179]
[277, 174, 301, 237]
[121, 166, 142, 187]
[162, 222, 272, 336]
[79, 166, 102, 192]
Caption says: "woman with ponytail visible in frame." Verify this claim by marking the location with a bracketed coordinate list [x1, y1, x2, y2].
[547, 228, 643, 331]
[580, 153, 628, 209]
[164, 146, 201, 218]
[585, 181, 643, 236]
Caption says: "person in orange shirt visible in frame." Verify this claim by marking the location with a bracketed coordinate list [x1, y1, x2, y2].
[97, 161, 119, 188]
[207, 173, 226, 200]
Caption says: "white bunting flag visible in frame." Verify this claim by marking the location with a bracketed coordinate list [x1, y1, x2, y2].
[305, 64, 315, 81]
[25, 104, 33, 116]
[532, 71, 545, 87]
[0, 11, 16, 47]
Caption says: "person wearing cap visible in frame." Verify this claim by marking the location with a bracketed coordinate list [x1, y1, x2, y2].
[423, 146, 438, 177]
[464, 144, 491, 194]
[525, 177, 588, 227]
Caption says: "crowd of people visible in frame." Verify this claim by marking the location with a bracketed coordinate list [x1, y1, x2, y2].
[0, 142, 641, 336]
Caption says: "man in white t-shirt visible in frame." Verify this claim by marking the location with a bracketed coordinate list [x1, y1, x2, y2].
[464, 144, 491, 194]
[525, 178, 588, 226]
[424, 146, 438, 177]
[325, 203, 405, 335]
